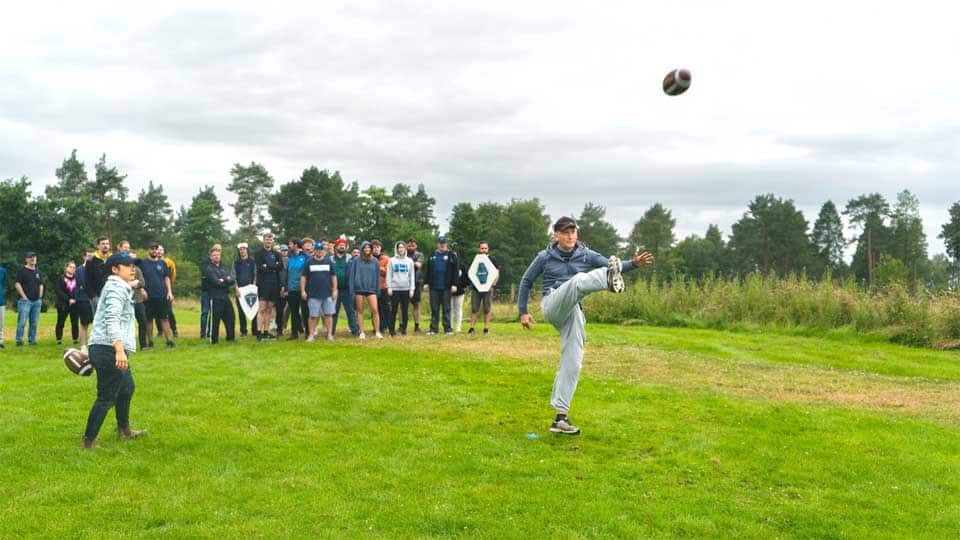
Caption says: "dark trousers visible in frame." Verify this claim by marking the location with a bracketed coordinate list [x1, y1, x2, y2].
[390, 292, 411, 334]
[235, 295, 258, 336]
[166, 305, 178, 333]
[200, 291, 210, 337]
[378, 288, 392, 332]
[84, 344, 135, 440]
[134, 302, 148, 348]
[55, 304, 79, 342]
[286, 293, 307, 336]
[210, 297, 236, 343]
[429, 288, 452, 333]
[276, 295, 287, 335]
[332, 289, 359, 336]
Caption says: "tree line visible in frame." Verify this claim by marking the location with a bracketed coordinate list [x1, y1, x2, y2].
[2, 150, 960, 302]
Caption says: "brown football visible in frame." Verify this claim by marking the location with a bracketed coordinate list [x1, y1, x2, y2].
[663, 68, 692, 96]
[64, 348, 94, 376]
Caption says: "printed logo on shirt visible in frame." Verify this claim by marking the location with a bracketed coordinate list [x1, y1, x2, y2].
[310, 264, 331, 272]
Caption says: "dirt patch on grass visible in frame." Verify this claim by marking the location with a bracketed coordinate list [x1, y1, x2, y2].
[435, 333, 960, 423]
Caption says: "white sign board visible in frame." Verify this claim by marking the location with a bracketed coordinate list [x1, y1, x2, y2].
[468, 254, 499, 293]
[237, 284, 260, 321]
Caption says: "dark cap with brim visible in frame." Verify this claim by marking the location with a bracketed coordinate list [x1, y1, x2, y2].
[105, 253, 135, 268]
[553, 216, 578, 232]
[24, 251, 37, 259]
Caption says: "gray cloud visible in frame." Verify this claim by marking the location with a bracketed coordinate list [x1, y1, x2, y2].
[2, 2, 957, 257]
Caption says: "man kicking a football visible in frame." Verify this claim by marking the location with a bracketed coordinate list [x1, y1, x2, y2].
[82, 253, 147, 449]
[518, 216, 654, 435]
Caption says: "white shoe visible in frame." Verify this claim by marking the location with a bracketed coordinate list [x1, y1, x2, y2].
[375, 332, 384, 339]
[80, 345, 88, 354]
[326, 334, 334, 341]
[305, 335, 315, 343]
[607, 255, 625, 293]
[358, 332, 366, 340]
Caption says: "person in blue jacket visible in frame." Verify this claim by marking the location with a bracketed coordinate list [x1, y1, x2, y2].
[518, 216, 654, 436]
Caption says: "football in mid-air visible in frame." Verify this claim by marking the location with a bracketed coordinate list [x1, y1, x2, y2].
[64, 348, 93, 376]
[663, 68, 692, 96]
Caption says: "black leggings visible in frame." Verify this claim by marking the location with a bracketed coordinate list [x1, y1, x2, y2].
[55, 304, 79, 342]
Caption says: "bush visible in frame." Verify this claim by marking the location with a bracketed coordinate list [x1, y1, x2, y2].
[577, 273, 959, 349]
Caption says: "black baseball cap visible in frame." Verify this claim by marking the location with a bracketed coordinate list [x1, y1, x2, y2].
[24, 251, 36, 258]
[553, 216, 578, 232]
[105, 253, 135, 269]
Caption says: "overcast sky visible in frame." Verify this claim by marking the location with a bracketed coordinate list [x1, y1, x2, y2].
[3, 1, 958, 255]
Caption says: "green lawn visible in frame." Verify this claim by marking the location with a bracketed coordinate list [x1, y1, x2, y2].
[2, 309, 959, 537]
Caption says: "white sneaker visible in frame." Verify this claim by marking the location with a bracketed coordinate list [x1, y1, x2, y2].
[80, 345, 88, 354]
[326, 334, 334, 341]
[358, 332, 366, 340]
[607, 255, 625, 293]
[375, 332, 384, 339]
[305, 335, 315, 343]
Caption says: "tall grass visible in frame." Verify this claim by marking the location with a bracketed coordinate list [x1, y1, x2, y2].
[578, 273, 960, 348]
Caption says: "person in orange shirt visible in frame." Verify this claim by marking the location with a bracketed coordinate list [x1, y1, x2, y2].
[371, 240, 392, 336]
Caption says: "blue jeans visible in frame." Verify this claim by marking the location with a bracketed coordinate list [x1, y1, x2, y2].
[332, 290, 359, 336]
[16, 299, 42, 345]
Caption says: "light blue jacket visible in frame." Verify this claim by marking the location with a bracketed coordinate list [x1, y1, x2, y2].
[89, 275, 137, 353]
[517, 242, 635, 315]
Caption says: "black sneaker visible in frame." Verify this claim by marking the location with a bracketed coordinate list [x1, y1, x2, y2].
[166, 340, 176, 348]
[414, 325, 421, 333]
[483, 328, 489, 335]
[467, 327, 475, 334]
[550, 418, 581, 435]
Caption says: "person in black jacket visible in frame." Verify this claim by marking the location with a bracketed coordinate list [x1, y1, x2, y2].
[204, 244, 236, 344]
[84, 236, 111, 313]
[425, 236, 459, 335]
[54, 261, 80, 345]
[233, 242, 257, 336]
[254, 233, 283, 341]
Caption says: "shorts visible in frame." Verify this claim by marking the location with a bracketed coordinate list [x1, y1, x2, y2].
[471, 289, 493, 314]
[146, 298, 170, 320]
[411, 285, 422, 304]
[307, 297, 336, 317]
[355, 291, 377, 298]
[258, 282, 280, 304]
[76, 301, 94, 325]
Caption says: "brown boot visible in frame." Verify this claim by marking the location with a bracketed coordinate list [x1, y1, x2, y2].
[118, 428, 147, 439]
[81, 437, 97, 449]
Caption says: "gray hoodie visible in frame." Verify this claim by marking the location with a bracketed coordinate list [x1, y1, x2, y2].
[517, 242, 636, 315]
[348, 241, 381, 296]
[387, 241, 415, 295]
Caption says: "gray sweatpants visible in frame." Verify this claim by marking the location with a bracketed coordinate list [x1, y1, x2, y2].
[540, 267, 608, 413]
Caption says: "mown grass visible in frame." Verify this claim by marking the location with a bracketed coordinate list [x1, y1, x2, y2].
[2, 309, 960, 537]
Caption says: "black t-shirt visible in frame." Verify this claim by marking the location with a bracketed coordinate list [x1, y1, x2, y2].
[302, 256, 335, 299]
[16, 266, 43, 301]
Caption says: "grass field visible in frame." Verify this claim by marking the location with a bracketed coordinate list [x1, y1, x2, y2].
[2, 307, 960, 537]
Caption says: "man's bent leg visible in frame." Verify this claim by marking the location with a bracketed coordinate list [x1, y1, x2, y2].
[541, 268, 607, 326]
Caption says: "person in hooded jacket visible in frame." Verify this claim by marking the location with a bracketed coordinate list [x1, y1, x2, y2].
[348, 241, 382, 339]
[386, 241, 415, 336]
